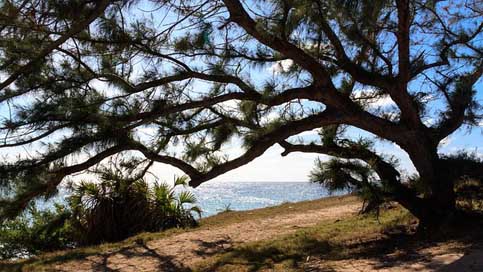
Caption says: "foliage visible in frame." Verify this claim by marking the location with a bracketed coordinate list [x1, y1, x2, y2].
[310, 157, 385, 214]
[311, 149, 483, 215]
[0, 0, 481, 229]
[0, 174, 201, 259]
[0, 204, 74, 259]
[440, 152, 483, 212]
[69, 174, 200, 245]
[455, 178, 483, 212]
[196, 207, 414, 272]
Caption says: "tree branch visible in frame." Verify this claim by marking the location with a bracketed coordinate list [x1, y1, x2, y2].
[278, 140, 425, 216]
[222, 0, 334, 88]
[0, 0, 110, 92]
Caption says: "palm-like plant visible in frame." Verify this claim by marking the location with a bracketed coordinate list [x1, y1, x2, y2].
[152, 176, 202, 230]
[0, 204, 74, 259]
[68, 173, 201, 245]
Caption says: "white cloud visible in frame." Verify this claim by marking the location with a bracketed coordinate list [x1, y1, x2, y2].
[267, 42, 329, 74]
[88, 78, 108, 90]
[143, 142, 324, 183]
[285, 129, 321, 143]
[296, 129, 320, 138]
[208, 144, 322, 182]
[269, 59, 294, 74]
[0, 72, 7, 82]
[216, 100, 239, 110]
[423, 118, 435, 126]
[351, 89, 396, 108]
[371, 95, 395, 107]
[261, 110, 281, 123]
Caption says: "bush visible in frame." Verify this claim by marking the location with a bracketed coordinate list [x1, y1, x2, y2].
[69, 174, 201, 245]
[0, 174, 201, 259]
[0, 204, 74, 259]
[455, 178, 483, 212]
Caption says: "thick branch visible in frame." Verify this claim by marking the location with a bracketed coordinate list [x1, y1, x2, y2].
[278, 140, 425, 216]
[1, 144, 126, 218]
[189, 109, 344, 186]
[316, 15, 392, 89]
[392, 0, 423, 126]
[436, 65, 483, 140]
[222, 0, 333, 87]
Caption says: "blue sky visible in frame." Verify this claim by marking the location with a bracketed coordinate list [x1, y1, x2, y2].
[145, 56, 482, 183]
[0, 0, 481, 185]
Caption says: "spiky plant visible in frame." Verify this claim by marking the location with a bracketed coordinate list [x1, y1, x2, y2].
[151, 176, 202, 230]
[68, 174, 201, 245]
[68, 178, 151, 244]
[310, 158, 385, 214]
[1, 0, 482, 232]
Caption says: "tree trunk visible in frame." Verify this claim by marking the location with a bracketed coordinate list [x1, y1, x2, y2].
[418, 181, 457, 231]
[390, 179, 457, 232]
[400, 137, 459, 231]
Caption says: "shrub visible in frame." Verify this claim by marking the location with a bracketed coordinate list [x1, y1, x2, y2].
[69, 174, 201, 245]
[0, 174, 201, 259]
[150, 177, 202, 230]
[0, 204, 74, 259]
[455, 178, 483, 212]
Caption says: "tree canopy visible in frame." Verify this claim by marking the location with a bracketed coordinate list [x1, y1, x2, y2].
[0, 0, 482, 228]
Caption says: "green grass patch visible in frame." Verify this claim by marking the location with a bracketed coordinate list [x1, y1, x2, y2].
[199, 195, 359, 228]
[194, 207, 414, 272]
[1, 195, 359, 272]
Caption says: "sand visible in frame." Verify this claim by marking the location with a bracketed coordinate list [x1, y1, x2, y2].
[41, 201, 483, 272]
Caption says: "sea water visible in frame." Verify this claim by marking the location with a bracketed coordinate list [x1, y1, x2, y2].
[185, 181, 332, 217]
[42, 181, 334, 218]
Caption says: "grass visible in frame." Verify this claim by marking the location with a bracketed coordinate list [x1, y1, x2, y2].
[193, 206, 415, 272]
[4, 193, 481, 272]
[200, 194, 359, 228]
[3, 193, 482, 271]
[0, 195, 359, 272]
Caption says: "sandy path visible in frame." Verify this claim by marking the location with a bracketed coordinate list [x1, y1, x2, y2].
[53, 202, 361, 272]
[305, 241, 483, 272]
[47, 201, 483, 272]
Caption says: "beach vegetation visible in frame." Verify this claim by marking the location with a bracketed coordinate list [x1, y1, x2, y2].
[0, 171, 200, 259]
[0, 0, 482, 234]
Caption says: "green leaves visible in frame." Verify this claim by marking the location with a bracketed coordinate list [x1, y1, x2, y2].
[184, 140, 212, 162]
[174, 175, 190, 187]
[0, 0, 480, 229]
[212, 122, 237, 150]
[178, 190, 197, 205]
[310, 158, 370, 192]
[66, 171, 201, 245]
[0, 203, 74, 259]
[310, 157, 385, 214]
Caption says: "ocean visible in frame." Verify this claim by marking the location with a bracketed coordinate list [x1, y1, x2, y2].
[185, 181, 333, 217]
[43, 181, 334, 217]
[5, 182, 333, 258]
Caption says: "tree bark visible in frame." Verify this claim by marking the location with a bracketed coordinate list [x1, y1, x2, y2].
[401, 137, 458, 231]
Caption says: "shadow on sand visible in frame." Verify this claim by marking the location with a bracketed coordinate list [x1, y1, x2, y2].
[2, 224, 482, 272]
[0, 241, 190, 272]
[197, 225, 483, 272]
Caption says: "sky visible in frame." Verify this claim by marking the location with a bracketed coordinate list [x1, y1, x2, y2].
[146, 121, 482, 184]
[145, 54, 483, 183]
[0, 0, 482, 186]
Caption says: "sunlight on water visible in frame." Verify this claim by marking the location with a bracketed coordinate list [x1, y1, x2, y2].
[183, 181, 333, 217]
[41, 182, 335, 218]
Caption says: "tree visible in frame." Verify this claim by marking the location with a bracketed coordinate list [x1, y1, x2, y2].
[0, 0, 481, 230]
